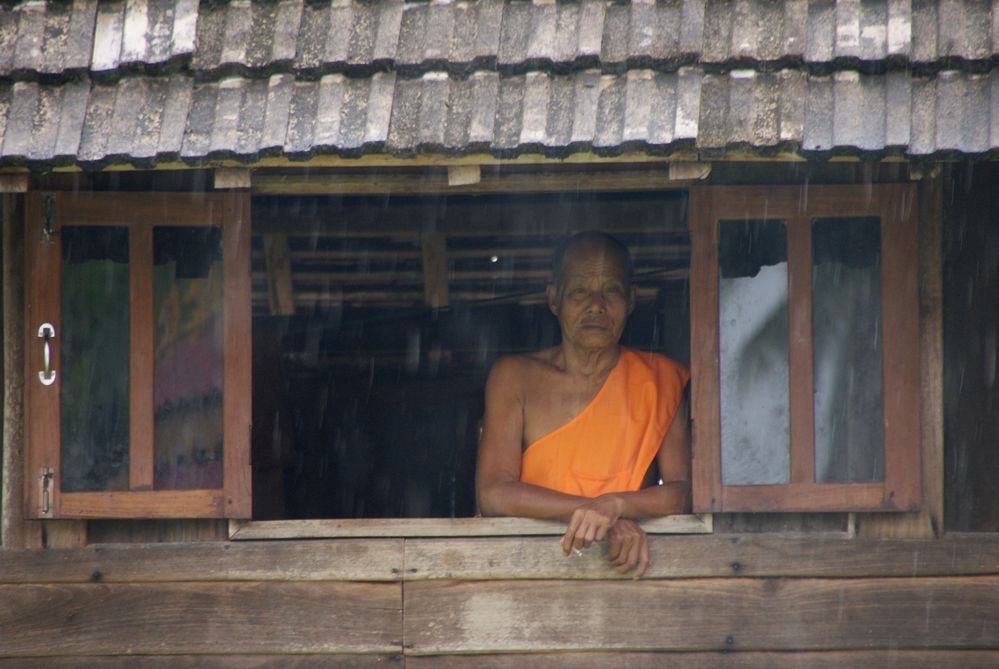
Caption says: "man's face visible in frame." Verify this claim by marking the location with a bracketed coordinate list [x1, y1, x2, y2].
[547, 242, 636, 351]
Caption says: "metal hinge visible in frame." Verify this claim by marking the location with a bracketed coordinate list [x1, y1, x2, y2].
[39, 466, 54, 517]
[41, 193, 56, 243]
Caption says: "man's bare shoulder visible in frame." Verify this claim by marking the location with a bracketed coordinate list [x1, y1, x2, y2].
[490, 349, 555, 377]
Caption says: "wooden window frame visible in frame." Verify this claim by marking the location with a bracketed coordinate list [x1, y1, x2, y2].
[24, 192, 252, 519]
[689, 184, 921, 513]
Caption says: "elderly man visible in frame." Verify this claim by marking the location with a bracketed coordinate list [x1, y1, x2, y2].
[476, 231, 691, 578]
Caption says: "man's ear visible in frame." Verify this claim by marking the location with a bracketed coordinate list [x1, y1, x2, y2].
[546, 284, 558, 315]
[627, 285, 638, 315]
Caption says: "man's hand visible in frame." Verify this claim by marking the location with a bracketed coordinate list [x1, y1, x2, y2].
[560, 494, 624, 555]
[606, 519, 650, 578]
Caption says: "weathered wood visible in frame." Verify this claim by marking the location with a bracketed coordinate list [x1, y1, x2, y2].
[252, 169, 680, 196]
[420, 232, 449, 309]
[404, 576, 999, 653]
[2, 193, 42, 547]
[214, 168, 252, 190]
[0, 539, 404, 583]
[130, 220, 154, 490]
[87, 519, 228, 544]
[669, 161, 712, 181]
[0, 173, 28, 193]
[222, 192, 253, 518]
[0, 656, 401, 669]
[403, 534, 999, 580]
[859, 176, 943, 538]
[228, 516, 711, 540]
[262, 234, 296, 316]
[0, 581, 402, 656]
[41, 520, 87, 549]
[448, 165, 481, 186]
[405, 650, 999, 669]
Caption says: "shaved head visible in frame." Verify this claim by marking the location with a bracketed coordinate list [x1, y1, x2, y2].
[551, 231, 633, 296]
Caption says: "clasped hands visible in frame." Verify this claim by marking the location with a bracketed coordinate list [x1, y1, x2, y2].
[560, 494, 650, 579]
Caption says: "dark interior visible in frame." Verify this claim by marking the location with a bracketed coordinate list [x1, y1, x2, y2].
[250, 190, 691, 519]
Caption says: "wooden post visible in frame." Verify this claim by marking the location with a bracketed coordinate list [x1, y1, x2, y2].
[857, 176, 944, 539]
[421, 232, 449, 309]
[2, 193, 41, 548]
[262, 234, 296, 316]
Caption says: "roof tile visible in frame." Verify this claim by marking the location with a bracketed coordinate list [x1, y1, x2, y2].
[53, 79, 90, 159]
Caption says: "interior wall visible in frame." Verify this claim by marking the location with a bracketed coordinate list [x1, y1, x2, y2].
[944, 162, 999, 532]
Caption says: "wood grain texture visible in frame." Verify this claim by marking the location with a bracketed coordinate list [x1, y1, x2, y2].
[859, 176, 942, 538]
[129, 220, 154, 491]
[0, 656, 402, 669]
[262, 233, 295, 316]
[2, 194, 42, 546]
[403, 534, 999, 580]
[0, 581, 402, 656]
[229, 516, 711, 540]
[405, 650, 999, 669]
[420, 231, 449, 309]
[404, 576, 999, 653]
[223, 192, 253, 518]
[0, 539, 404, 583]
[252, 170, 679, 196]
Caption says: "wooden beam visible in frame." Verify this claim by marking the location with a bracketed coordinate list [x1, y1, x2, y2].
[448, 165, 482, 186]
[0, 174, 28, 193]
[228, 516, 711, 540]
[0, 657, 398, 669]
[252, 169, 681, 196]
[402, 533, 999, 580]
[1, 194, 42, 548]
[404, 576, 999, 653]
[0, 582, 402, 656]
[858, 175, 943, 538]
[405, 651, 999, 669]
[420, 232, 449, 309]
[0, 656, 400, 669]
[262, 234, 296, 316]
[213, 168, 252, 190]
[0, 539, 403, 583]
[669, 161, 712, 181]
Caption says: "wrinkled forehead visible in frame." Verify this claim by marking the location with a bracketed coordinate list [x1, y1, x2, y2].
[559, 241, 629, 283]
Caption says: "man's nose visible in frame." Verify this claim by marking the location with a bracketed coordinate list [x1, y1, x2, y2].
[584, 291, 606, 311]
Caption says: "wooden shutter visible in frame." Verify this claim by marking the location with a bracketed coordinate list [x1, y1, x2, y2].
[24, 192, 251, 519]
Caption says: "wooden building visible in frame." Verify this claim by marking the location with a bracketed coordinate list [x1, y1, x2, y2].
[1, 0, 998, 666]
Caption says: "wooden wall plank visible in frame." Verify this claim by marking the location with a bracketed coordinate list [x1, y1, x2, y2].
[1, 194, 42, 546]
[420, 232, 449, 309]
[0, 582, 402, 656]
[858, 176, 943, 537]
[229, 516, 710, 540]
[403, 535, 999, 580]
[5, 535, 999, 584]
[262, 234, 296, 316]
[0, 539, 404, 583]
[0, 655, 402, 669]
[405, 650, 999, 669]
[404, 577, 999, 653]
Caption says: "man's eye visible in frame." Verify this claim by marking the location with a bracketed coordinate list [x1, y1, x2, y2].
[572, 287, 586, 295]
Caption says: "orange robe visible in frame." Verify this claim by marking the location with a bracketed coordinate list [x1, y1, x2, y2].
[520, 348, 689, 497]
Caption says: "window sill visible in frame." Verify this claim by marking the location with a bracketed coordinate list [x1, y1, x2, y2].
[228, 514, 712, 540]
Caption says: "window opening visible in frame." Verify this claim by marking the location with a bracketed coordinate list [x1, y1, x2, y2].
[250, 190, 690, 520]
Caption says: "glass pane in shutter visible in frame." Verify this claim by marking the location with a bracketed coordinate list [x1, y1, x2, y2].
[718, 219, 790, 485]
[60, 226, 130, 492]
[153, 227, 224, 490]
[812, 217, 884, 483]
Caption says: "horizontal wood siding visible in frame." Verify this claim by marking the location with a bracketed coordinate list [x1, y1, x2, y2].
[404, 577, 999, 653]
[0, 582, 402, 656]
[0, 657, 402, 669]
[1, 535, 998, 665]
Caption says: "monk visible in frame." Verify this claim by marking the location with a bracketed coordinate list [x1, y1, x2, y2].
[476, 231, 691, 578]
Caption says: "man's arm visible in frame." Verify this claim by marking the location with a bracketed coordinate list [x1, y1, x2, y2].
[476, 356, 591, 519]
[562, 396, 691, 577]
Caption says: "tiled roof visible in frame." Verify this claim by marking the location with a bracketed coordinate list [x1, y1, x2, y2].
[2, 0, 999, 167]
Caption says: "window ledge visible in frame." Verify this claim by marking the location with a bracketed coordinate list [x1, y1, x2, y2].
[228, 514, 712, 540]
